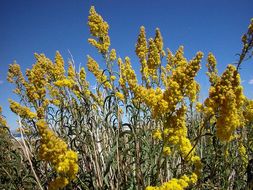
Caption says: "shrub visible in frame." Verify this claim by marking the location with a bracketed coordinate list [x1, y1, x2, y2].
[1, 6, 253, 190]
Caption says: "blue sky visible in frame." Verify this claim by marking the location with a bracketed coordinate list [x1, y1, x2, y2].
[0, 0, 253, 129]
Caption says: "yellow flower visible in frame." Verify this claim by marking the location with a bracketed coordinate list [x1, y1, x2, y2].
[87, 55, 110, 89]
[206, 53, 218, 85]
[191, 156, 202, 176]
[9, 99, 37, 119]
[196, 102, 203, 112]
[79, 67, 86, 81]
[0, 106, 8, 132]
[190, 173, 198, 184]
[36, 120, 78, 188]
[110, 75, 116, 81]
[154, 28, 163, 54]
[152, 129, 162, 140]
[51, 99, 61, 106]
[124, 57, 138, 90]
[7, 63, 26, 97]
[54, 78, 74, 88]
[88, 6, 110, 53]
[48, 177, 69, 190]
[135, 26, 150, 83]
[109, 49, 116, 61]
[88, 6, 109, 38]
[146, 176, 191, 190]
[244, 99, 253, 125]
[238, 142, 248, 167]
[203, 64, 245, 141]
[136, 26, 148, 60]
[163, 146, 171, 155]
[117, 58, 128, 95]
[115, 92, 124, 101]
[146, 171, 199, 190]
[147, 38, 160, 78]
[54, 51, 65, 80]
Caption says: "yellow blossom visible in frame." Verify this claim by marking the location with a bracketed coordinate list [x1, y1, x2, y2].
[110, 75, 116, 81]
[54, 78, 74, 88]
[154, 28, 163, 54]
[54, 51, 65, 80]
[238, 142, 248, 167]
[147, 38, 160, 78]
[115, 91, 124, 101]
[145, 171, 198, 190]
[203, 64, 245, 141]
[191, 156, 202, 176]
[163, 146, 171, 155]
[0, 106, 8, 133]
[67, 62, 75, 81]
[36, 120, 78, 188]
[88, 6, 109, 38]
[117, 58, 128, 95]
[206, 53, 218, 85]
[244, 99, 253, 125]
[88, 6, 110, 53]
[135, 26, 148, 60]
[7, 63, 26, 96]
[152, 129, 162, 140]
[48, 177, 69, 190]
[109, 49, 116, 61]
[9, 99, 37, 119]
[87, 55, 111, 89]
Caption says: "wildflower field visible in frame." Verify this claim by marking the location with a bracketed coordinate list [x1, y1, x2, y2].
[1, 5, 253, 190]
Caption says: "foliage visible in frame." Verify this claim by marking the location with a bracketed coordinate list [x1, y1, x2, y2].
[1, 6, 253, 190]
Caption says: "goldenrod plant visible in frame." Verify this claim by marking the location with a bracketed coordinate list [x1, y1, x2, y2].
[1, 6, 253, 190]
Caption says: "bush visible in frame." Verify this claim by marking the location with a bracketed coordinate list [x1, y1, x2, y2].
[1, 6, 253, 190]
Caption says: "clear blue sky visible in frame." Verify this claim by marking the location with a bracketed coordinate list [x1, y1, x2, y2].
[1, 0, 253, 130]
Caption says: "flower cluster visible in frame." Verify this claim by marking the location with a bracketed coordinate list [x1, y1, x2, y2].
[6, 5, 252, 190]
[206, 53, 218, 85]
[7, 63, 26, 95]
[53, 51, 65, 80]
[126, 46, 203, 118]
[154, 28, 164, 55]
[8, 51, 81, 189]
[37, 120, 78, 189]
[135, 26, 149, 81]
[0, 106, 7, 133]
[124, 41, 203, 188]
[134, 86, 168, 118]
[238, 142, 248, 168]
[146, 173, 198, 190]
[135, 27, 165, 83]
[9, 99, 37, 119]
[78, 67, 91, 98]
[54, 78, 74, 88]
[48, 176, 69, 190]
[135, 26, 148, 60]
[115, 91, 124, 101]
[163, 106, 193, 157]
[119, 56, 138, 94]
[87, 55, 111, 89]
[243, 99, 253, 125]
[164, 48, 203, 106]
[147, 38, 161, 79]
[201, 56, 245, 141]
[25, 54, 54, 103]
[109, 49, 116, 61]
[88, 6, 110, 53]
[67, 63, 76, 81]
